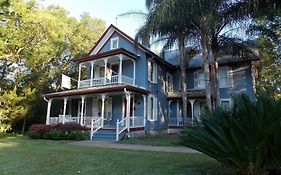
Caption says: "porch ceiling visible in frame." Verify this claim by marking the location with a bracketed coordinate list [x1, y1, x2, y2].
[43, 85, 149, 99]
[75, 48, 139, 64]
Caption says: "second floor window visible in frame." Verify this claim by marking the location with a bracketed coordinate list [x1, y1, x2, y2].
[219, 67, 229, 88]
[110, 37, 118, 50]
[194, 71, 205, 89]
[166, 73, 173, 92]
[148, 60, 157, 83]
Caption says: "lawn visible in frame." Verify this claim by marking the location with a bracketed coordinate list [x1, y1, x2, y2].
[119, 133, 183, 147]
[0, 135, 221, 175]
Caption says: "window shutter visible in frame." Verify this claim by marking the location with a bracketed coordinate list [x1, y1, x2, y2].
[194, 71, 198, 89]
[228, 67, 234, 87]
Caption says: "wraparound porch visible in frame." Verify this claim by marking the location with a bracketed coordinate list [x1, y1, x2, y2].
[44, 87, 148, 141]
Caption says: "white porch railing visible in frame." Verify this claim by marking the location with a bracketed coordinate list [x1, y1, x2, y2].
[84, 116, 99, 127]
[122, 75, 134, 85]
[49, 117, 60, 125]
[79, 79, 91, 88]
[169, 117, 193, 126]
[130, 116, 144, 127]
[116, 117, 128, 141]
[90, 117, 104, 140]
[79, 75, 134, 88]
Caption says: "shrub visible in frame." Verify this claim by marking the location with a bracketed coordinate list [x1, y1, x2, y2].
[28, 123, 89, 140]
[181, 95, 281, 175]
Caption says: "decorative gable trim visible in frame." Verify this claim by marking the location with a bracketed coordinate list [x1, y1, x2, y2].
[84, 24, 176, 69]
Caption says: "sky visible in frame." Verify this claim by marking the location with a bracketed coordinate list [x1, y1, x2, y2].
[37, 0, 147, 38]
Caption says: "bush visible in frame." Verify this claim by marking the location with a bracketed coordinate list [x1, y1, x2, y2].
[28, 123, 89, 140]
[181, 95, 281, 175]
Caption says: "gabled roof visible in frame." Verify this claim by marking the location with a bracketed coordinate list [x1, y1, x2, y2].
[75, 48, 139, 63]
[79, 24, 176, 69]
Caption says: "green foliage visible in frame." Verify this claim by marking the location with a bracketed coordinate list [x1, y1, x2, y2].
[0, 88, 35, 132]
[28, 123, 89, 140]
[181, 95, 281, 174]
[0, 137, 220, 175]
[0, 0, 105, 132]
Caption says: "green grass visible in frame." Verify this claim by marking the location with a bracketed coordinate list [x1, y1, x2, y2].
[120, 134, 183, 147]
[0, 135, 221, 175]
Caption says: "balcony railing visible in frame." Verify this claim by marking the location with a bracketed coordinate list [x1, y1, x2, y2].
[79, 75, 134, 89]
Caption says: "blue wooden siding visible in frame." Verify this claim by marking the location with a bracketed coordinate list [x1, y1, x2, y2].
[99, 32, 148, 89]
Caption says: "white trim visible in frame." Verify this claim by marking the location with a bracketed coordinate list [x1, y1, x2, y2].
[110, 37, 119, 50]
[148, 60, 157, 83]
[147, 94, 158, 122]
[166, 72, 173, 93]
[194, 70, 205, 89]
[220, 98, 232, 110]
[90, 28, 115, 55]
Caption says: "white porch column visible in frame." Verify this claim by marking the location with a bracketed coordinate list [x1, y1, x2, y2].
[78, 63, 82, 88]
[142, 95, 147, 127]
[104, 58, 108, 85]
[80, 96, 85, 125]
[119, 55, 123, 83]
[62, 97, 68, 124]
[133, 60, 136, 85]
[90, 61, 95, 87]
[126, 93, 131, 132]
[189, 99, 196, 125]
[46, 99, 52, 125]
[101, 94, 106, 126]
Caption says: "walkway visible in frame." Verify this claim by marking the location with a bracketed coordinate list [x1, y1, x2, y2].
[70, 141, 199, 153]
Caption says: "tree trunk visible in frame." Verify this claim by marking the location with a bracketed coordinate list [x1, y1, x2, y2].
[213, 50, 220, 106]
[202, 35, 212, 110]
[178, 34, 188, 124]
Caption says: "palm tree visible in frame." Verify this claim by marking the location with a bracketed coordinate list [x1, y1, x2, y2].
[135, 0, 199, 123]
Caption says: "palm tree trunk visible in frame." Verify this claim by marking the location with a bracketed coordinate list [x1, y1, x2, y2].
[213, 51, 220, 106]
[202, 35, 212, 110]
[178, 33, 188, 124]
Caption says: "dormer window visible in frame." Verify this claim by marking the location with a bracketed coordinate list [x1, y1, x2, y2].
[110, 37, 119, 50]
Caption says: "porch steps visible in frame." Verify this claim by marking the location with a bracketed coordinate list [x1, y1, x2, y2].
[91, 129, 126, 141]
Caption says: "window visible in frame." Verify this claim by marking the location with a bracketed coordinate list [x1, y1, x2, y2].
[148, 60, 157, 83]
[219, 67, 230, 88]
[166, 73, 173, 92]
[221, 99, 231, 111]
[194, 70, 205, 89]
[147, 95, 157, 121]
[110, 37, 118, 49]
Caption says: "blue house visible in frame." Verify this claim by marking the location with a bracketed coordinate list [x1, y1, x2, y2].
[43, 25, 257, 141]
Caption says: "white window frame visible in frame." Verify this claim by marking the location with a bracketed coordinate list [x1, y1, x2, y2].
[218, 67, 232, 88]
[220, 98, 232, 111]
[148, 60, 157, 83]
[194, 70, 205, 89]
[110, 37, 119, 50]
[147, 94, 157, 121]
[166, 72, 173, 93]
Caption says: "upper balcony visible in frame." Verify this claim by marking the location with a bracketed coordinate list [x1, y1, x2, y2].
[76, 48, 138, 89]
[79, 75, 134, 88]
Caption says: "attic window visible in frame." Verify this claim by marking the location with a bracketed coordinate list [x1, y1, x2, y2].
[111, 37, 118, 50]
